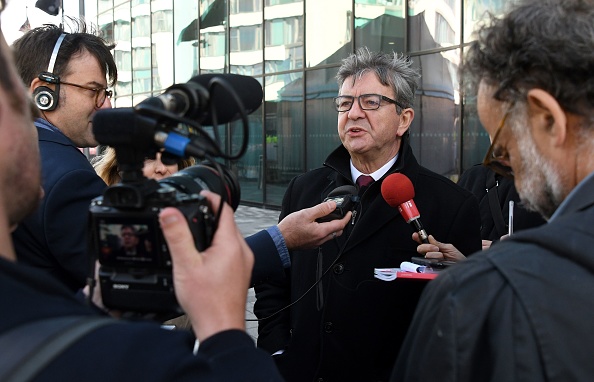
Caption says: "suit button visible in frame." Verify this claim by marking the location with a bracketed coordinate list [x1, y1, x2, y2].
[333, 263, 344, 274]
[324, 322, 333, 333]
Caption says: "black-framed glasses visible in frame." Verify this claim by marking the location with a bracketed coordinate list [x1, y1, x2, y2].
[483, 109, 514, 178]
[60, 80, 113, 108]
[333, 94, 405, 112]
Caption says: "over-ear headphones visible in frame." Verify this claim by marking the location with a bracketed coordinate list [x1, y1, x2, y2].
[33, 33, 66, 111]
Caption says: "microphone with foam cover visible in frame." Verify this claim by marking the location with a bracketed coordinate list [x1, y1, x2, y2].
[189, 73, 262, 126]
[381, 173, 430, 244]
[134, 73, 263, 125]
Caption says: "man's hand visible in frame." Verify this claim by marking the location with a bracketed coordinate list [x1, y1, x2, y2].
[278, 201, 352, 250]
[159, 191, 253, 342]
[412, 233, 466, 261]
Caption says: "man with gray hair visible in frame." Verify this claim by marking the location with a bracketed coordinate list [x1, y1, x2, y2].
[255, 47, 481, 381]
[393, 0, 594, 380]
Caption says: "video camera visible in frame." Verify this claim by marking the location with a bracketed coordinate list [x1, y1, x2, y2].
[88, 74, 262, 316]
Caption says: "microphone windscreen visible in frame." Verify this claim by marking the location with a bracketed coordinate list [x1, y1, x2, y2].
[381, 173, 416, 207]
[92, 107, 157, 148]
[189, 74, 263, 125]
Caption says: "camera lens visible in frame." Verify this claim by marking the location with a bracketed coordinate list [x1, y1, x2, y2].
[159, 161, 241, 211]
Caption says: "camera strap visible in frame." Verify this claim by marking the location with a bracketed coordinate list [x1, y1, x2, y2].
[0, 315, 116, 382]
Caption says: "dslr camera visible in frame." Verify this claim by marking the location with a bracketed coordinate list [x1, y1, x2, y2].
[88, 73, 260, 315]
[89, 162, 240, 315]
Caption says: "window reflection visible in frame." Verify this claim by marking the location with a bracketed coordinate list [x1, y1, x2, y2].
[229, 6, 263, 76]
[264, 1, 303, 73]
[174, 0, 199, 81]
[112, 4, 131, 99]
[90, 0, 520, 206]
[463, 0, 511, 42]
[99, 0, 112, 13]
[231, 0, 262, 13]
[264, 72, 303, 205]
[408, 0, 459, 52]
[306, 68, 341, 171]
[306, 0, 352, 67]
[151, 0, 174, 90]
[408, 52, 460, 179]
[200, 0, 227, 73]
[231, 81, 264, 204]
[355, 0, 405, 53]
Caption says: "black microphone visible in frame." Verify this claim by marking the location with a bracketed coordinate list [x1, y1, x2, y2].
[135, 73, 263, 125]
[316, 185, 357, 223]
[380, 173, 430, 244]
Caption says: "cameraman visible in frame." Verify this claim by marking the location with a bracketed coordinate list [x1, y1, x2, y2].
[0, 7, 283, 379]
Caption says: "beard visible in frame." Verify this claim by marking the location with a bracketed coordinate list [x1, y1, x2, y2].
[514, 125, 566, 220]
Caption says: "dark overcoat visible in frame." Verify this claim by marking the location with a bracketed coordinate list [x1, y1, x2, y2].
[255, 137, 482, 382]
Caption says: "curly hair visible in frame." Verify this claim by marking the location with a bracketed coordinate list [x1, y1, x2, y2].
[462, 0, 594, 120]
[336, 47, 420, 111]
[92, 147, 195, 185]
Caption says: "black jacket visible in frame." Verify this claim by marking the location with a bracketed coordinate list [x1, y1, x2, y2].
[0, 258, 283, 381]
[255, 138, 481, 382]
[457, 164, 546, 240]
[392, 173, 594, 381]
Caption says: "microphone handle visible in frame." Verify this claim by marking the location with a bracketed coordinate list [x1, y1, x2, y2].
[411, 218, 430, 244]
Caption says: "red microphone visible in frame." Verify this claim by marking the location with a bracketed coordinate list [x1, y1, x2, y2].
[381, 173, 430, 244]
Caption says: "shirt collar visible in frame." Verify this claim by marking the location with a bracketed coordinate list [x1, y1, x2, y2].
[350, 154, 398, 184]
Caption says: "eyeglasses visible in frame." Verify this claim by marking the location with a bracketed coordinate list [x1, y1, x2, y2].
[60, 80, 113, 108]
[483, 109, 514, 178]
[333, 94, 405, 112]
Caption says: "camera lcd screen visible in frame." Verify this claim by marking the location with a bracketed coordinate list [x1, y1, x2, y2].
[96, 217, 163, 268]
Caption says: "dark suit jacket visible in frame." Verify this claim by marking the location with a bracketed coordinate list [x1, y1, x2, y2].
[392, 173, 594, 382]
[254, 138, 482, 382]
[12, 120, 107, 292]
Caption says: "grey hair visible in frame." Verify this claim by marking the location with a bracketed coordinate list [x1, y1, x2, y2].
[462, 0, 594, 126]
[336, 47, 420, 111]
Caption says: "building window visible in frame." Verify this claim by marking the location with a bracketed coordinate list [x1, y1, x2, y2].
[231, 25, 262, 52]
[231, 0, 262, 13]
[152, 10, 173, 33]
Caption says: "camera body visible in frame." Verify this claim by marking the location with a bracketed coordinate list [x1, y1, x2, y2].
[89, 161, 240, 315]
[90, 181, 215, 314]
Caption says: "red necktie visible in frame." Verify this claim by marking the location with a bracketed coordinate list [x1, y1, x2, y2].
[356, 175, 374, 193]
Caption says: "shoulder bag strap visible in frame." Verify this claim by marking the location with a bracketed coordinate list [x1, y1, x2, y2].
[0, 316, 116, 382]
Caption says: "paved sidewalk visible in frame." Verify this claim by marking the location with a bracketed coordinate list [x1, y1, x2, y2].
[234, 204, 280, 342]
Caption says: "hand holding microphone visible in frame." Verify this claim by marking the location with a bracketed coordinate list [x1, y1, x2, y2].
[412, 233, 466, 261]
[380, 173, 430, 244]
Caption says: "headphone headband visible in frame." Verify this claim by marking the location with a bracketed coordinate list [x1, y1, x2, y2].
[34, 33, 67, 111]
[47, 33, 66, 74]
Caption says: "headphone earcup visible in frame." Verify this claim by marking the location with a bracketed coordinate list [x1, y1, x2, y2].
[34, 86, 58, 111]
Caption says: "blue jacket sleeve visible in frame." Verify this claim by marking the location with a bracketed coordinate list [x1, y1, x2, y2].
[246, 230, 287, 287]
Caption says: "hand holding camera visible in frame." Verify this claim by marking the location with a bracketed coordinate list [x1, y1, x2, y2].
[160, 191, 253, 341]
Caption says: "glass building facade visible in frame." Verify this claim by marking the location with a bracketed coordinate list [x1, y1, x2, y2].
[84, 0, 511, 208]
